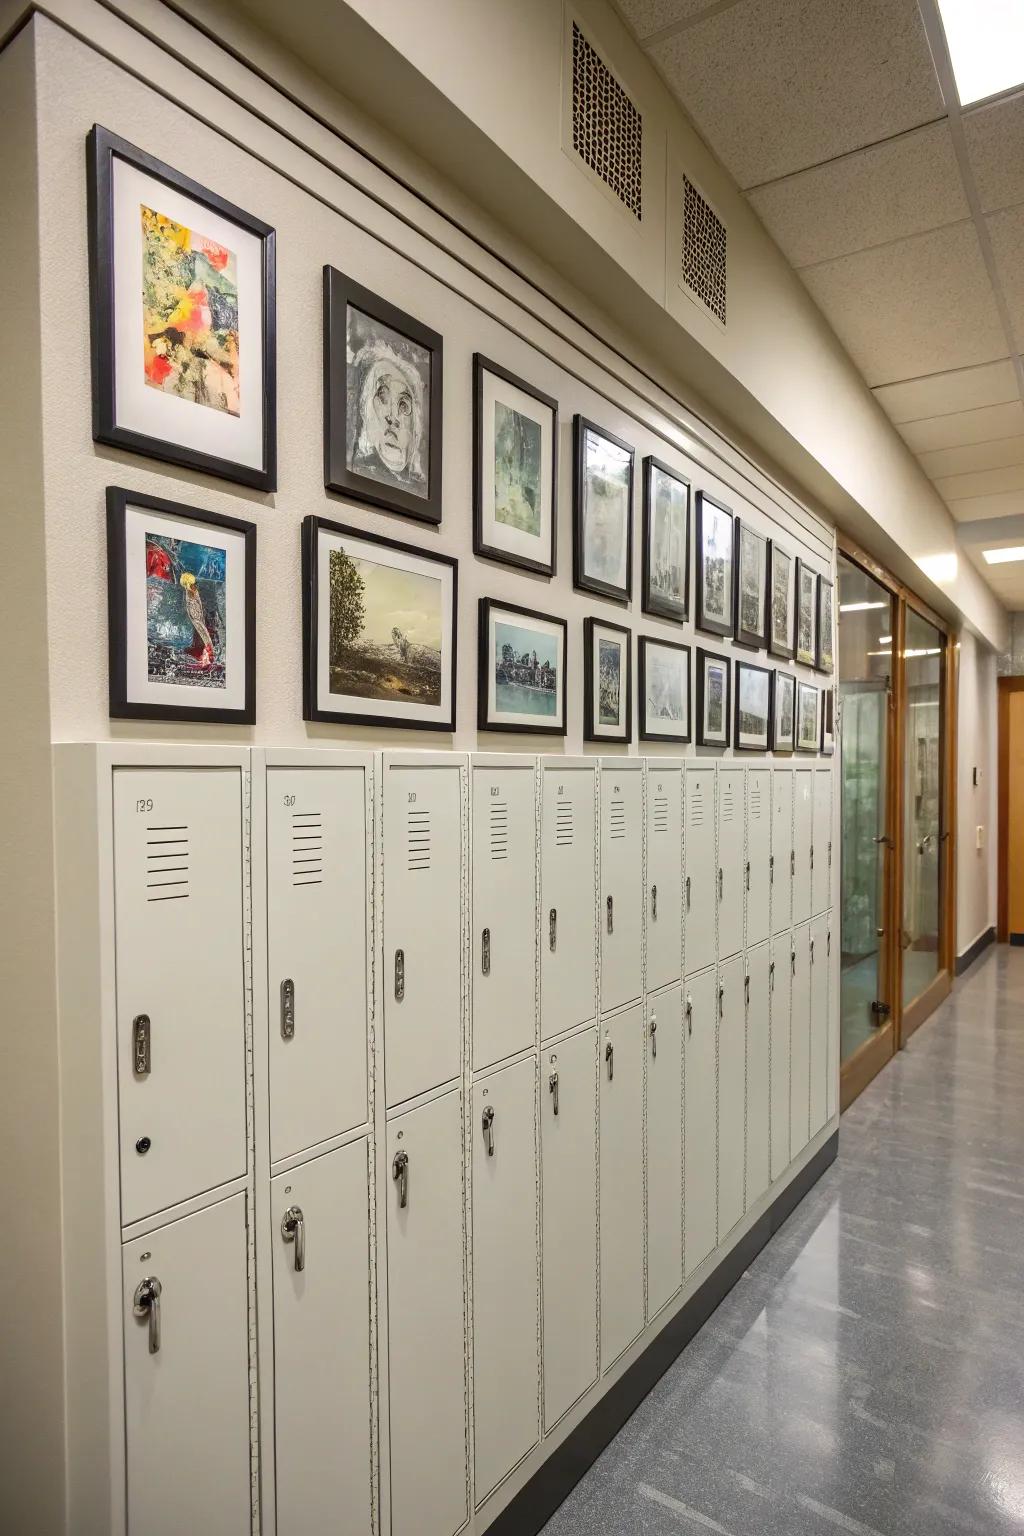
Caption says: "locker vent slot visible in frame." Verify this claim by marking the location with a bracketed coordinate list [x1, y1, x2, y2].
[751, 780, 762, 819]
[722, 781, 735, 822]
[407, 808, 431, 871]
[652, 795, 669, 834]
[291, 811, 323, 887]
[489, 801, 509, 861]
[610, 799, 626, 839]
[145, 826, 189, 902]
[688, 784, 704, 826]
[555, 799, 574, 847]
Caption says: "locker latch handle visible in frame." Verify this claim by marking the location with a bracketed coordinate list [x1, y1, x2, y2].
[769, 960, 776, 992]
[651, 884, 658, 921]
[828, 931, 832, 957]
[745, 861, 751, 892]
[549, 908, 557, 951]
[791, 949, 796, 975]
[810, 937, 815, 964]
[718, 983, 724, 1020]
[828, 839, 832, 867]
[744, 973, 750, 1008]
[133, 1275, 162, 1354]
[650, 1011, 657, 1058]
[791, 849, 795, 877]
[770, 855, 775, 885]
[394, 949, 405, 1002]
[685, 996, 693, 1036]
[482, 1104, 495, 1156]
[549, 1071, 559, 1116]
[811, 846, 815, 870]
[280, 979, 295, 1041]
[718, 868, 724, 901]
[132, 1014, 151, 1077]
[281, 1205, 306, 1272]
[481, 928, 491, 977]
[392, 1150, 409, 1209]
[606, 895, 614, 935]
[685, 875, 691, 911]
[605, 1040, 614, 1081]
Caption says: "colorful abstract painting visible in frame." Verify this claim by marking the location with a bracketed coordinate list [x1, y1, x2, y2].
[141, 205, 240, 416]
[146, 533, 227, 689]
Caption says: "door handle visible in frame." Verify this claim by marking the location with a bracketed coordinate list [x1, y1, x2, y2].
[481, 928, 491, 976]
[651, 883, 658, 921]
[744, 973, 750, 1008]
[606, 894, 614, 935]
[685, 995, 693, 1036]
[718, 983, 724, 1020]
[649, 1011, 657, 1058]
[132, 1014, 151, 1077]
[745, 860, 750, 892]
[810, 937, 815, 964]
[874, 834, 894, 849]
[392, 1150, 409, 1209]
[133, 1276, 162, 1354]
[549, 907, 557, 951]
[770, 854, 775, 885]
[917, 834, 934, 854]
[718, 867, 724, 901]
[791, 948, 796, 975]
[280, 979, 295, 1040]
[605, 1040, 614, 1081]
[549, 1070, 559, 1116]
[685, 875, 691, 910]
[810, 846, 814, 870]
[482, 1104, 495, 1156]
[790, 849, 795, 876]
[281, 1205, 306, 1271]
[394, 949, 405, 1001]
[769, 960, 775, 992]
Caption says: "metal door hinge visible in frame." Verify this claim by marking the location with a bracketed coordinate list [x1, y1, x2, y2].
[769, 960, 775, 992]
[280, 979, 295, 1040]
[791, 849, 795, 876]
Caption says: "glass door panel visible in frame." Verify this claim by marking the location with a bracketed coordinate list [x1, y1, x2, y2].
[901, 608, 944, 1009]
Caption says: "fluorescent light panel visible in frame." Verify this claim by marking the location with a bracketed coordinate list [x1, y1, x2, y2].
[982, 545, 1024, 565]
[838, 601, 888, 612]
[938, 0, 1024, 105]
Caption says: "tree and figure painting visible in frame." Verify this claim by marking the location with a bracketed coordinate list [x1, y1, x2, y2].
[494, 621, 558, 718]
[328, 547, 442, 705]
[146, 533, 227, 689]
[141, 205, 240, 416]
[493, 402, 542, 536]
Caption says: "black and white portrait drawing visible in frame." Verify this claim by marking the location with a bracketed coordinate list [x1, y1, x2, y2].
[346, 307, 430, 499]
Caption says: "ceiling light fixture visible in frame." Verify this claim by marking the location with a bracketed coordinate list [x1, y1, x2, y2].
[838, 601, 888, 613]
[878, 635, 892, 645]
[982, 546, 1024, 565]
[937, 0, 1024, 105]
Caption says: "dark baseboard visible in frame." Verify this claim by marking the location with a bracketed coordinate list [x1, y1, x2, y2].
[956, 927, 996, 973]
[1010, 932, 1024, 949]
[486, 1129, 840, 1536]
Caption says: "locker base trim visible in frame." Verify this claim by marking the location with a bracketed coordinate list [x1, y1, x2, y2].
[483, 1128, 839, 1536]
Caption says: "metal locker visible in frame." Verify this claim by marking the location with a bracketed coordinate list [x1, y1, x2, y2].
[267, 764, 369, 1164]
[472, 1058, 539, 1503]
[716, 954, 746, 1239]
[771, 769, 794, 936]
[383, 757, 464, 1107]
[386, 1087, 468, 1536]
[540, 763, 597, 1040]
[745, 943, 771, 1210]
[769, 932, 793, 1182]
[717, 767, 746, 961]
[645, 765, 683, 992]
[826, 913, 839, 1122]
[123, 1193, 250, 1536]
[809, 915, 829, 1137]
[599, 1004, 645, 1369]
[271, 1140, 371, 1536]
[114, 768, 246, 1225]
[683, 967, 717, 1275]
[472, 759, 537, 1071]
[746, 769, 771, 949]
[790, 924, 812, 1157]
[684, 768, 716, 977]
[811, 767, 833, 917]
[792, 769, 813, 926]
[645, 985, 683, 1318]
[542, 1025, 598, 1428]
[600, 765, 643, 1014]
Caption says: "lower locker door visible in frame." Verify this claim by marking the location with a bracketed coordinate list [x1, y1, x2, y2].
[745, 944, 771, 1209]
[826, 915, 838, 1121]
[472, 1059, 540, 1502]
[809, 916, 829, 1136]
[599, 1006, 645, 1369]
[386, 1089, 467, 1536]
[271, 1141, 371, 1536]
[769, 933, 793, 1181]
[684, 968, 717, 1275]
[542, 1026, 598, 1428]
[717, 956, 746, 1239]
[123, 1193, 250, 1536]
[790, 927, 811, 1157]
[645, 986, 683, 1317]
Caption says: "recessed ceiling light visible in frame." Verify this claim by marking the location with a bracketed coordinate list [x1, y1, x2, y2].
[937, 0, 1024, 105]
[878, 635, 892, 645]
[838, 601, 888, 612]
[982, 546, 1024, 564]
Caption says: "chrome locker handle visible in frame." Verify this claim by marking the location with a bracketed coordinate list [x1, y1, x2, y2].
[828, 931, 832, 957]
[280, 979, 295, 1040]
[606, 895, 614, 934]
[718, 868, 724, 901]
[790, 849, 795, 877]
[394, 949, 405, 1001]
[811, 846, 815, 870]
[392, 1150, 409, 1210]
[133, 1276, 162, 1354]
[482, 1104, 495, 1156]
[718, 984, 724, 1020]
[769, 960, 776, 992]
[651, 884, 658, 921]
[685, 995, 693, 1036]
[770, 854, 775, 885]
[650, 1011, 657, 1058]
[281, 1205, 306, 1271]
[605, 1040, 614, 1081]
[685, 875, 691, 910]
[744, 973, 750, 1008]
[549, 1070, 559, 1116]
[549, 908, 557, 951]
[810, 938, 815, 964]
[133, 1014, 151, 1076]
[791, 948, 796, 976]
[745, 861, 750, 892]
[481, 928, 491, 976]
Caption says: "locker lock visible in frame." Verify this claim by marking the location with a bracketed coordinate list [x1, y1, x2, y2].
[135, 1136, 151, 1156]
[482, 1104, 495, 1156]
[133, 1276, 162, 1354]
[392, 1150, 409, 1209]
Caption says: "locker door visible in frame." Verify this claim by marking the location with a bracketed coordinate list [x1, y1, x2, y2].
[771, 769, 793, 936]
[769, 932, 793, 1182]
[811, 767, 833, 917]
[383, 761, 463, 1106]
[790, 925, 812, 1157]
[683, 967, 717, 1275]
[717, 955, 746, 1239]
[541, 767, 597, 1039]
[646, 767, 682, 992]
[746, 770, 771, 949]
[472, 762, 537, 1071]
[472, 1059, 539, 1502]
[267, 766, 368, 1164]
[600, 767, 643, 1013]
[386, 1088, 467, 1536]
[809, 915, 829, 1136]
[114, 768, 246, 1225]
[271, 1141, 371, 1536]
[826, 913, 838, 1122]
[684, 768, 716, 976]
[123, 1194, 250, 1536]
[745, 944, 770, 1210]
[792, 769, 813, 926]
[542, 1025, 598, 1428]
[717, 768, 746, 960]
[646, 985, 683, 1317]
[599, 1005, 645, 1368]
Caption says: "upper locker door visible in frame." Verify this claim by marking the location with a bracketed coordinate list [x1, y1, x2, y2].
[746, 769, 771, 949]
[769, 931, 793, 1183]
[683, 967, 717, 1275]
[645, 985, 683, 1318]
[717, 768, 746, 961]
[114, 767, 246, 1226]
[745, 942, 771, 1210]
[684, 767, 716, 976]
[809, 914, 829, 1137]
[383, 757, 464, 1107]
[771, 768, 793, 935]
[599, 1004, 645, 1369]
[811, 766, 833, 917]
[600, 764, 643, 1014]
[472, 759, 537, 1072]
[266, 763, 369, 1164]
[717, 954, 746, 1240]
[792, 768, 813, 926]
[541, 764, 597, 1040]
[645, 765, 683, 992]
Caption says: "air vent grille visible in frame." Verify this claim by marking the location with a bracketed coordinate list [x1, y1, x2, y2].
[292, 811, 323, 887]
[682, 174, 726, 325]
[407, 808, 431, 872]
[571, 21, 642, 220]
[146, 825, 189, 902]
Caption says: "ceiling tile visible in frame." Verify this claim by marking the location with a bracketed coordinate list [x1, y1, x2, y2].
[945, 487, 1024, 521]
[899, 401, 1024, 454]
[614, 0, 723, 42]
[986, 206, 1024, 352]
[934, 463, 1024, 502]
[800, 224, 1007, 387]
[918, 435, 1024, 479]
[747, 123, 968, 268]
[872, 360, 1018, 424]
[963, 92, 1024, 214]
[649, 0, 943, 188]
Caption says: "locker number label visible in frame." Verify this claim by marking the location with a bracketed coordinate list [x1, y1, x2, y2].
[135, 798, 154, 813]
[283, 794, 296, 806]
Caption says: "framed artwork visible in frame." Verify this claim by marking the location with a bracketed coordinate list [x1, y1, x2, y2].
[106, 485, 256, 723]
[796, 681, 820, 753]
[816, 575, 835, 674]
[772, 669, 796, 753]
[479, 598, 567, 735]
[323, 266, 443, 524]
[795, 558, 818, 667]
[584, 618, 632, 743]
[695, 491, 734, 637]
[88, 125, 276, 491]
[639, 636, 691, 743]
[821, 686, 836, 755]
[642, 457, 689, 622]
[302, 516, 456, 730]
[734, 660, 771, 751]
[573, 416, 634, 601]
[734, 519, 768, 649]
[696, 647, 731, 748]
[767, 540, 796, 659]
[473, 355, 557, 576]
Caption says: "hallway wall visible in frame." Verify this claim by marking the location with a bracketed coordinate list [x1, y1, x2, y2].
[957, 631, 998, 959]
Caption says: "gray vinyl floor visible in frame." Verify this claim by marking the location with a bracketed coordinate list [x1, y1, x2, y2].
[541, 942, 1024, 1536]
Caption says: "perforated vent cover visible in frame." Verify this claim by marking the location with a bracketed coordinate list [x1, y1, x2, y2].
[682, 174, 727, 325]
[571, 21, 642, 220]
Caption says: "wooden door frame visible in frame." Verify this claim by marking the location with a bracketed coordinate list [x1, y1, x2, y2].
[997, 676, 1024, 942]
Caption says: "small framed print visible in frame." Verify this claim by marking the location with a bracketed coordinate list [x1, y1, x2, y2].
[734, 660, 771, 751]
[573, 416, 634, 601]
[323, 266, 443, 524]
[642, 457, 689, 622]
[695, 491, 735, 637]
[796, 681, 820, 752]
[734, 518, 768, 649]
[795, 558, 818, 667]
[479, 597, 567, 735]
[584, 618, 632, 743]
[696, 647, 731, 748]
[302, 516, 456, 730]
[816, 575, 835, 674]
[639, 636, 691, 743]
[767, 540, 796, 659]
[88, 125, 276, 490]
[106, 485, 256, 723]
[473, 355, 557, 576]
[821, 686, 836, 755]
[772, 669, 796, 753]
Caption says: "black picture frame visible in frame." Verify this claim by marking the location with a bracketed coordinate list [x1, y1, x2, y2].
[473, 354, 558, 576]
[767, 540, 796, 659]
[638, 636, 691, 744]
[772, 669, 796, 754]
[695, 491, 735, 638]
[816, 574, 835, 674]
[734, 659, 772, 751]
[302, 515, 457, 730]
[106, 485, 257, 723]
[584, 618, 632, 743]
[733, 518, 769, 650]
[795, 557, 818, 668]
[323, 266, 444, 524]
[88, 124, 277, 491]
[478, 597, 568, 736]
[641, 456, 690, 623]
[695, 646, 731, 748]
[796, 681, 820, 753]
[572, 415, 634, 602]
[821, 686, 836, 755]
